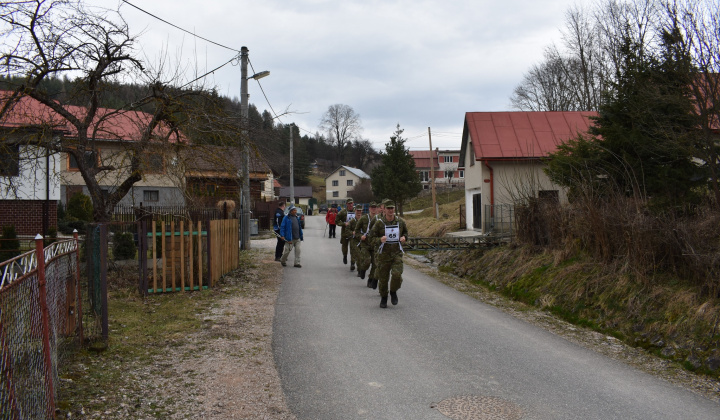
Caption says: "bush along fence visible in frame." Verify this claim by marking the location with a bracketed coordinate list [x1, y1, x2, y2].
[0, 232, 96, 419]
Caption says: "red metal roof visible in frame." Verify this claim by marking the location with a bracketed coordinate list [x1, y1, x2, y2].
[0, 91, 182, 142]
[465, 111, 597, 159]
[409, 150, 439, 170]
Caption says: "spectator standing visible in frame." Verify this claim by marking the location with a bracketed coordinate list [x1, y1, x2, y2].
[325, 205, 337, 238]
[273, 201, 286, 261]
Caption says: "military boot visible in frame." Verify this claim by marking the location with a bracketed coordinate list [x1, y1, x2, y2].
[359, 270, 366, 279]
[343, 255, 347, 264]
[390, 291, 398, 305]
[350, 263, 355, 271]
[370, 278, 378, 289]
[366, 277, 372, 288]
[379, 296, 388, 308]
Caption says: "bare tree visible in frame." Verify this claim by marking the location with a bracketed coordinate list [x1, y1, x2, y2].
[0, 0, 241, 221]
[665, 0, 720, 205]
[511, 0, 662, 112]
[319, 104, 362, 164]
[511, 47, 579, 111]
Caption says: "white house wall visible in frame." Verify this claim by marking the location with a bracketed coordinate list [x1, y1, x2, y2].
[0, 145, 61, 200]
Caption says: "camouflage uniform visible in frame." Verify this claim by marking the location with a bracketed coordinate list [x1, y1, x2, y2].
[369, 205, 408, 304]
[347, 209, 362, 270]
[366, 213, 380, 286]
[335, 199, 356, 267]
[354, 211, 373, 273]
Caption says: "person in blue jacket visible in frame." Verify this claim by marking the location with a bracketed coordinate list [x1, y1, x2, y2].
[279, 204, 304, 267]
[273, 201, 286, 261]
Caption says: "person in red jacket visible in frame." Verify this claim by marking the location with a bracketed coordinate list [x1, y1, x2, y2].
[325, 205, 337, 238]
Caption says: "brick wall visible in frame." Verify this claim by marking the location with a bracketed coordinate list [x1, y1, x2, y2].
[0, 200, 57, 236]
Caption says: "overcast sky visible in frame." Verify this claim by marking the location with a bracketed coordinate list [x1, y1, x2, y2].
[95, 0, 574, 151]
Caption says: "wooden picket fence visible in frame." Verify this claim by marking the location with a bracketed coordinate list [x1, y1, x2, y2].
[139, 218, 239, 294]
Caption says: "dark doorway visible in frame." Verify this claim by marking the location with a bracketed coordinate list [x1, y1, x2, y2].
[472, 193, 482, 230]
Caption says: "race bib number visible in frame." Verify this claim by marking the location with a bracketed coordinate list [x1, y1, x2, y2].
[347, 213, 356, 222]
[385, 226, 400, 243]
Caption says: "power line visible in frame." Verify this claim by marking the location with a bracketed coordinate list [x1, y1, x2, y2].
[121, 0, 240, 52]
[181, 55, 238, 89]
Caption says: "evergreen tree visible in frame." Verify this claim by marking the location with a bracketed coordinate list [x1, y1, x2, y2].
[546, 27, 705, 208]
[371, 124, 422, 214]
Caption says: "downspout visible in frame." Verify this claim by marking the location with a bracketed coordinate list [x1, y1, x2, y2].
[483, 160, 494, 211]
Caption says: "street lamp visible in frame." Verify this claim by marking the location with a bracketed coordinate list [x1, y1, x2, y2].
[240, 46, 269, 250]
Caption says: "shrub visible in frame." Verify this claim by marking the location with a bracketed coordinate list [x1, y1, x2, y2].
[113, 232, 137, 260]
[0, 225, 21, 262]
[67, 193, 93, 222]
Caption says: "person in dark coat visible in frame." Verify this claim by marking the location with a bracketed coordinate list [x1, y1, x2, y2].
[273, 201, 286, 261]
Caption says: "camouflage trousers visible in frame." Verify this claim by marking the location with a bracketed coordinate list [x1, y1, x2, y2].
[356, 241, 373, 272]
[341, 235, 354, 263]
[375, 245, 404, 297]
[350, 236, 362, 264]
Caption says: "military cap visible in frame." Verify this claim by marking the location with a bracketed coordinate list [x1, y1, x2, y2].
[385, 200, 395, 208]
[381, 198, 391, 205]
[369, 201, 378, 207]
[346, 198, 354, 204]
[355, 206, 363, 212]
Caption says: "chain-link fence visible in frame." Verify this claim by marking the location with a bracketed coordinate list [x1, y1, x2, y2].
[0, 236, 83, 419]
[483, 204, 515, 239]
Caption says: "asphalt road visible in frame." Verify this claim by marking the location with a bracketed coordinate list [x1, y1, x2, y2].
[272, 215, 720, 420]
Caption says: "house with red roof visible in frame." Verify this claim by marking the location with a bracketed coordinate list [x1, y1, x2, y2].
[410, 149, 464, 190]
[460, 111, 596, 234]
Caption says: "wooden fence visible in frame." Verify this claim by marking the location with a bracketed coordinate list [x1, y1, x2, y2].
[139, 218, 239, 294]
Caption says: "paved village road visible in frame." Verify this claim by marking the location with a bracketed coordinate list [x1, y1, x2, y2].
[272, 215, 720, 420]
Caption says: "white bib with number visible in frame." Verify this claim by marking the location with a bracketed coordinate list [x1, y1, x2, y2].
[346, 213, 356, 222]
[384, 225, 400, 243]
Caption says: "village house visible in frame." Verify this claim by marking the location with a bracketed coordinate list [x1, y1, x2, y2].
[460, 111, 596, 234]
[325, 165, 370, 206]
[410, 149, 464, 190]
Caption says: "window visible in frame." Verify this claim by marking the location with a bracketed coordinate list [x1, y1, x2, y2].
[143, 190, 159, 202]
[68, 150, 98, 171]
[141, 152, 164, 174]
[332, 180, 339, 187]
[459, 170, 464, 178]
[339, 170, 346, 176]
[332, 191, 339, 197]
[0, 144, 19, 177]
[445, 170, 454, 179]
[347, 180, 353, 186]
[443, 155, 453, 163]
[419, 171, 429, 182]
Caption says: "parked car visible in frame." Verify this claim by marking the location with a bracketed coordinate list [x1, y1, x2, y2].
[318, 204, 328, 214]
[284, 206, 305, 229]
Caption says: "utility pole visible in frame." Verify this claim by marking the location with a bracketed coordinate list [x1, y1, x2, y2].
[429, 127, 438, 219]
[289, 125, 295, 205]
[240, 46, 251, 250]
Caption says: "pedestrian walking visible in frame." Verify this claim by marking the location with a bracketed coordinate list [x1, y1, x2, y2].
[335, 198, 356, 269]
[325, 205, 337, 238]
[279, 204, 304, 267]
[273, 201, 286, 261]
[369, 200, 408, 308]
